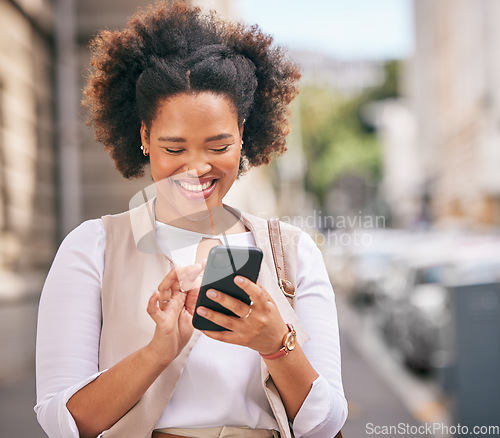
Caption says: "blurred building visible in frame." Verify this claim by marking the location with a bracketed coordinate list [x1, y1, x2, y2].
[292, 50, 385, 96]
[0, 0, 57, 304]
[381, 0, 500, 229]
[0, 0, 57, 383]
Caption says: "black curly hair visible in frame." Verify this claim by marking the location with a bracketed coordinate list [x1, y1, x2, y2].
[82, 1, 301, 179]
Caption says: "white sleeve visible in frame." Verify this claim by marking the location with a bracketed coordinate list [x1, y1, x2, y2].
[34, 219, 106, 438]
[291, 231, 348, 438]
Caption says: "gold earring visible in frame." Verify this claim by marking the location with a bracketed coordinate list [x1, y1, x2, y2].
[140, 145, 149, 157]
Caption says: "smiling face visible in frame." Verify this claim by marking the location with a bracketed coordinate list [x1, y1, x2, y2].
[140, 92, 243, 228]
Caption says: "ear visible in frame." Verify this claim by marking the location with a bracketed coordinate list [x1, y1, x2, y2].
[140, 121, 149, 146]
[239, 119, 245, 143]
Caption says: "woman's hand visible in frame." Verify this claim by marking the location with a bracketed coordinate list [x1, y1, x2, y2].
[66, 263, 207, 438]
[195, 276, 321, 422]
[146, 263, 204, 365]
[195, 276, 288, 355]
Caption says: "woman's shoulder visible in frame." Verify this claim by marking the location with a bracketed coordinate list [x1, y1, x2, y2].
[235, 207, 303, 235]
[57, 219, 106, 259]
[297, 230, 323, 256]
[62, 218, 105, 243]
[48, 219, 106, 283]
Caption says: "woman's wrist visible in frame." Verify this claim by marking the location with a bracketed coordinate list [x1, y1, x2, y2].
[143, 341, 176, 369]
[259, 324, 297, 359]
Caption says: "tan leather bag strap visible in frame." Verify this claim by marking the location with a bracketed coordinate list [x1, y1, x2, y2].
[267, 218, 344, 438]
[267, 218, 296, 307]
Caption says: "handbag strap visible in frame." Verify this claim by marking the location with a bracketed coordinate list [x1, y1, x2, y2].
[267, 218, 296, 307]
[267, 218, 345, 438]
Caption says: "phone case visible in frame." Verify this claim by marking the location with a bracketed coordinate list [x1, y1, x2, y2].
[192, 245, 263, 331]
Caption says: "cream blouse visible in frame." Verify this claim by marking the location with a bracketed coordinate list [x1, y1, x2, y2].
[35, 219, 347, 437]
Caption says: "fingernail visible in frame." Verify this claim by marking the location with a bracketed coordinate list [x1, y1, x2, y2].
[197, 307, 207, 316]
[207, 289, 217, 299]
[195, 263, 202, 269]
[234, 276, 244, 285]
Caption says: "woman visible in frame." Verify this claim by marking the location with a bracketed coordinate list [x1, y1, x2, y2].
[35, 2, 347, 437]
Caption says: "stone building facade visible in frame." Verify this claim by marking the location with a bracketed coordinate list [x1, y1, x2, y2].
[382, 0, 500, 229]
[0, 0, 56, 301]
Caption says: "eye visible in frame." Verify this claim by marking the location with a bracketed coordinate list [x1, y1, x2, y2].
[211, 145, 230, 153]
[163, 148, 184, 154]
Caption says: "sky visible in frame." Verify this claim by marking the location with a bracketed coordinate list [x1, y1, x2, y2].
[237, 0, 414, 60]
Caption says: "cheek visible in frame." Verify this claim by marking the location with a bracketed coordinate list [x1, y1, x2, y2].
[220, 152, 241, 179]
[150, 154, 177, 179]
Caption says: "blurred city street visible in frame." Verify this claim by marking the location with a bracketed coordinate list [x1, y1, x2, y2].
[0, 298, 47, 437]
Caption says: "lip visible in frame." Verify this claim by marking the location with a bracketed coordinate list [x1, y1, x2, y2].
[174, 178, 218, 200]
[175, 176, 217, 185]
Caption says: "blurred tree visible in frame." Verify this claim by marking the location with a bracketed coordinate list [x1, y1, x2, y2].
[366, 59, 400, 101]
[299, 60, 400, 209]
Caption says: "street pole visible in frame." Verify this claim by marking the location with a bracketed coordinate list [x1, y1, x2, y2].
[55, 0, 81, 239]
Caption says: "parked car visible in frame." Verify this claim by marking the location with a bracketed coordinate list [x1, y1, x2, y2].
[377, 233, 500, 374]
[373, 232, 461, 372]
[376, 255, 451, 371]
[337, 229, 417, 306]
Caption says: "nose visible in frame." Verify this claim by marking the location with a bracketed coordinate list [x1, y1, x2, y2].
[183, 155, 212, 177]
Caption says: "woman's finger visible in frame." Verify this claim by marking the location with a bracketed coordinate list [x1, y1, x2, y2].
[169, 288, 187, 313]
[157, 267, 179, 297]
[158, 286, 173, 306]
[157, 264, 202, 307]
[183, 275, 203, 315]
[147, 290, 161, 322]
[195, 305, 237, 332]
[176, 263, 203, 292]
[204, 289, 252, 319]
[149, 287, 186, 319]
[233, 276, 268, 307]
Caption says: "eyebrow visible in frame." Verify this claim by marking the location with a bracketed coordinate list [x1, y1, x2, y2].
[157, 133, 235, 143]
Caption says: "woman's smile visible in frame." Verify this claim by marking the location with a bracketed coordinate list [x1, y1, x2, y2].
[173, 177, 218, 200]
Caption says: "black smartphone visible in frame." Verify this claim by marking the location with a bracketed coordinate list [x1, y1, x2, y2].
[192, 245, 263, 331]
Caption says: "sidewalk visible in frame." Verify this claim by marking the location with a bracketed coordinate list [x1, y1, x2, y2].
[0, 295, 47, 436]
[340, 324, 423, 436]
[338, 295, 451, 437]
[0, 371, 47, 437]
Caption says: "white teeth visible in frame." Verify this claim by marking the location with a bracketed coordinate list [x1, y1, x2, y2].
[179, 180, 214, 192]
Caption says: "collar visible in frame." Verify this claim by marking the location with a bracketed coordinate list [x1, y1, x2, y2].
[128, 196, 250, 255]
